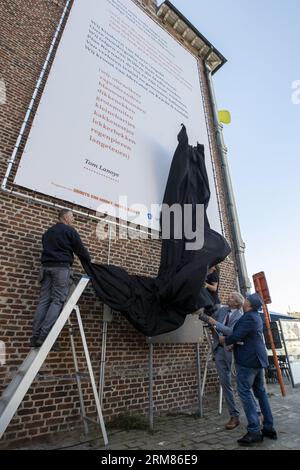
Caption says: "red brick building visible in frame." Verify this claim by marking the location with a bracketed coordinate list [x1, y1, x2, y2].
[0, 0, 246, 446]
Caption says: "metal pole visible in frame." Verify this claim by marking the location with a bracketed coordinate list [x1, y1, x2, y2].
[99, 320, 108, 407]
[149, 343, 154, 431]
[256, 281, 286, 396]
[98, 226, 112, 407]
[205, 65, 251, 296]
[196, 343, 203, 417]
[201, 327, 213, 396]
[107, 224, 112, 265]
[67, 316, 89, 435]
[202, 325, 223, 414]
[201, 348, 210, 397]
[218, 386, 223, 415]
[74, 306, 108, 447]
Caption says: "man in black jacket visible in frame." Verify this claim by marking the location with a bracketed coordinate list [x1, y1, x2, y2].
[30, 209, 91, 349]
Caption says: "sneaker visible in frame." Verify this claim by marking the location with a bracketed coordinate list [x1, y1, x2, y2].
[262, 428, 277, 440]
[225, 416, 240, 430]
[237, 432, 263, 446]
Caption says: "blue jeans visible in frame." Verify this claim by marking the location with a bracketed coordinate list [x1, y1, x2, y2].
[236, 365, 274, 434]
[32, 267, 72, 338]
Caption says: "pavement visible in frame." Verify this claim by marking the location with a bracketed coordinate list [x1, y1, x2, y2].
[3, 384, 300, 450]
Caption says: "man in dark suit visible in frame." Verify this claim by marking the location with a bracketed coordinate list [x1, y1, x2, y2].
[200, 292, 244, 430]
[219, 293, 277, 446]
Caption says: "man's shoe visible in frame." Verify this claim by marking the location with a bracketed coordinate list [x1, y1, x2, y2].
[225, 417, 240, 430]
[262, 428, 277, 440]
[237, 432, 263, 446]
[30, 336, 39, 348]
[51, 341, 61, 352]
[35, 336, 46, 347]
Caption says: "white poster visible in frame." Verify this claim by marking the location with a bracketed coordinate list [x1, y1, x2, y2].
[14, 0, 221, 232]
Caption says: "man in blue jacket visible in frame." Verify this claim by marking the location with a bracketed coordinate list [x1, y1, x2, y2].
[219, 293, 277, 446]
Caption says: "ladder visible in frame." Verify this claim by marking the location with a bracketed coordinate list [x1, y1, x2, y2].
[0, 275, 108, 446]
[201, 326, 223, 414]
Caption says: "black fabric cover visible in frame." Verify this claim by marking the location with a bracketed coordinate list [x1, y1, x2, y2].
[80, 126, 231, 336]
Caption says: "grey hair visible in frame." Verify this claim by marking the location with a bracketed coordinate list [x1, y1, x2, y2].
[230, 291, 244, 308]
[58, 208, 72, 220]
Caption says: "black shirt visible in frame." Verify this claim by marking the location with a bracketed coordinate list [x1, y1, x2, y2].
[41, 223, 91, 267]
[206, 271, 220, 305]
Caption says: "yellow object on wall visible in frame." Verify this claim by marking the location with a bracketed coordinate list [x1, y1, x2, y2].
[218, 110, 231, 124]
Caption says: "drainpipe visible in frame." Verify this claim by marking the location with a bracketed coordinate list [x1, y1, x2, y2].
[205, 64, 251, 295]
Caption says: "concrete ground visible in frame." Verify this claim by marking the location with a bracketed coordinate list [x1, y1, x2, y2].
[5, 384, 300, 450]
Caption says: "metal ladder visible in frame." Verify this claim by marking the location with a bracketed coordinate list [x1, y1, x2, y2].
[0, 275, 108, 446]
[201, 326, 223, 414]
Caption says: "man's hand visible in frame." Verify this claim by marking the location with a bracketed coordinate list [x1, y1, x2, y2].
[198, 310, 210, 323]
[219, 336, 226, 346]
[198, 310, 217, 326]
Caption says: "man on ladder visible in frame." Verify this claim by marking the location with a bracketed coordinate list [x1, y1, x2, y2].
[199, 292, 244, 430]
[1, 209, 108, 445]
[30, 209, 91, 350]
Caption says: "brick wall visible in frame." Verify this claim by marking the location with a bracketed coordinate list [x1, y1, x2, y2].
[0, 0, 238, 447]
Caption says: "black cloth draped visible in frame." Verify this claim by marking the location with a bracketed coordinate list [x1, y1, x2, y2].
[80, 125, 231, 336]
